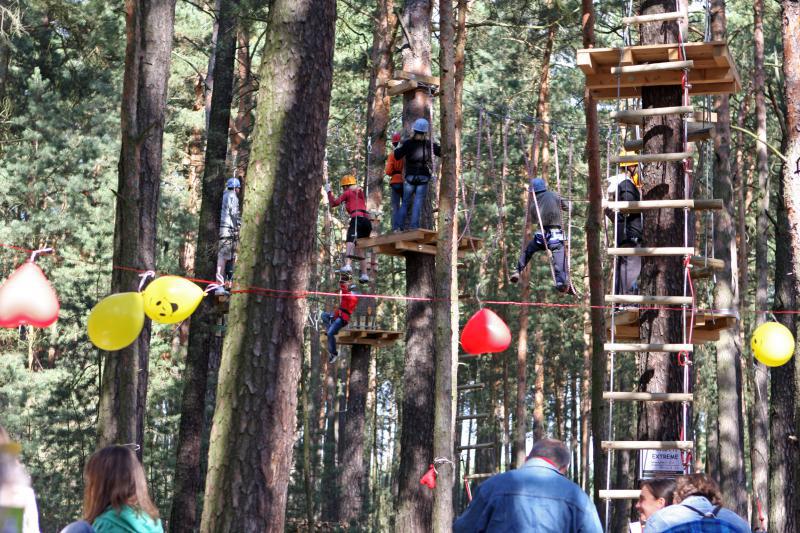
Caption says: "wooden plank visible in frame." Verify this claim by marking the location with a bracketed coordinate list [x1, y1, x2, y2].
[456, 414, 490, 421]
[608, 247, 694, 256]
[394, 240, 438, 255]
[611, 106, 694, 122]
[603, 199, 723, 212]
[600, 490, 642, 500]
[602, 440, 693, 451]
[457, 442, 496, 451]
[605, 343, 693, 352]
[611, 152, 694, 164]
[689, 255, 725, 270]
[457, 383, 486, 391]
[393, 70, 440, 86]
[465, 473, 496, 480]
[387, 79, 418, 96]
[605, 295, 693, 305]
[590, 81, 739, 99]
[610, 60, 694, 75]
[603, 392, 693, 402]
[622, 10, 685, 25]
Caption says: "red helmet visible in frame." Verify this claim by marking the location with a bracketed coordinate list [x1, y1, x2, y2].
[391, 132, 401, 143]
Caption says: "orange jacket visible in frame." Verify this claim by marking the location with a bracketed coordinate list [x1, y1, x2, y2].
[385, 152, 404, 185]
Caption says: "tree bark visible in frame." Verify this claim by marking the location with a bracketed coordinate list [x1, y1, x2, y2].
[98, 0, 177, 454]
[170, 1, 239, 531]
[199, 0, 336, 530]
[229, 23, 255, 180]
[432, 0, 458, 527]
[396, 2, 436, 531]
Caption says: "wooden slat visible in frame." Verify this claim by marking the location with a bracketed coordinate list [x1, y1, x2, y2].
[387, 79, 418, 96]
[602, 440, 693, 451]
[604, 343, 693, 352]
[603, 199, 723, 212]
[611, 106, 694, 122]
[605, 295, 693, 305]
[600, 489, 642, 500]
[622, 11, 685, 25]
[358, 229, 428, 248]
[607, 247, 693, 256]
[611, 60, 694, 75]
[457, 383, 486, 391]
[465, 472, 496, 480]
[611, 152, 694, 164]
[457, 442, 495, 451]
[393, 70, 440, 86]
[603, 392, 693, 402]
[689, 255, 725, 270]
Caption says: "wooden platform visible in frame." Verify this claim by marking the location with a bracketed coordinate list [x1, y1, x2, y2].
[387, 70, 440, 96]
[577, 41, 741, 99]
[357, 229, 482, 258]
[326, 327, 402, 348]
[605, 308, 737, 343]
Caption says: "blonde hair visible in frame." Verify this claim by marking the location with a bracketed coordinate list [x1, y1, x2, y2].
[82, 446, 159, 523]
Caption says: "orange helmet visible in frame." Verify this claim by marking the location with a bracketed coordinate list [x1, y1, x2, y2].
[340, 174, 357, 186]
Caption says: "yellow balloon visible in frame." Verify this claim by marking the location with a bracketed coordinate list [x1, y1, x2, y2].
[142, 276, 204, 324]
[88, 292, 145, 351]
[751, 321, 795, 367]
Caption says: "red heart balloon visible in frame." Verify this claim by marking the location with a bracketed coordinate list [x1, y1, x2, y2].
[460, 308, 511, 354]
[0, 262, 60, 328]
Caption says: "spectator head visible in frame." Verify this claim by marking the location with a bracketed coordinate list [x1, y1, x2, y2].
[673, 474, 723, 506]
[82, 445, 159, 523]
[636, 477, 676, 521]
[526, 439, 571, 473]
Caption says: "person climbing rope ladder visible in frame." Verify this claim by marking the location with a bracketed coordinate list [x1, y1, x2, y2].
[215, 177, 241, 296]
[606, 156, 643, 296]
[385, 132, 405, 231]
[510, 178, 570, 293]
[321, 277, 359, 364]
[393, 118, 440, 230]
[326, 174, 371, 283]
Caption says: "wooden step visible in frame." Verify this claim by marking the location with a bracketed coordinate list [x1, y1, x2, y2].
[603, 199, 723, 212]
[457, 442, 495, 451]
[465, 472, 495, 480]
[622, 11, 686, 25]
[456, 414, 489, 421]
[690, 255, 725, 270]
[611, 60, 694, 75]
[457, 383, 485, 392]
[606, 294, 693, 305]
[601, 440, 693, 451]
[600, 489, 642, 500]
[611, 106, 694, 123]
[604, 343, 693, 352]
[611, 152, 694, 164]
[603, 392, 694, 402]
[608, 247, 693, 257]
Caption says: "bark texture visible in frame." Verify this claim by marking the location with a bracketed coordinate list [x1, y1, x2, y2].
[98, 0, 177, 453]
[199, 0, 336, 530]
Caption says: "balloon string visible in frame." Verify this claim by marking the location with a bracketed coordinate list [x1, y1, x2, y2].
[138, 271, 155, 292]
[29, 247, 54, 263]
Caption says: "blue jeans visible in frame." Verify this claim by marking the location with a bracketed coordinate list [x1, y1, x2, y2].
[321, 312, 347, 355]
[398, 177, 429, 230]
[390, 183, 404, 231]
[517, 230, 568, 288]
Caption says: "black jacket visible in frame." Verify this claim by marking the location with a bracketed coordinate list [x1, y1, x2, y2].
[531, 190, 568, 229]
[394, 138, 441, 177]
[606, 178, 643, 244]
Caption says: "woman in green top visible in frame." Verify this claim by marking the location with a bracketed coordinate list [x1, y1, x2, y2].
[82, 446, 163, 533]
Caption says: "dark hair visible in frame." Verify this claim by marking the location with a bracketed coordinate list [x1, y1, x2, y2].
[526, 439, 571, 470]
[83, 446, 159, 523]
[673, 474, 723, 506]
[640, 477, 676, 504]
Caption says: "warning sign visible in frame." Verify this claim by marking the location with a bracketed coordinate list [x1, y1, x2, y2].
[639, 449, 684, 479]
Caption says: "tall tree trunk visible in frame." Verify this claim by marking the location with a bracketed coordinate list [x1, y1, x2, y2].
[581, 0, 606, 508]
[98, 0, 177, 453]
[339, 345, 371, 525]
[710, 0, 748, 516]
[321, 360, 339, 523]
[532, 330, 545, 441]
[170, 1, 239, 531]
[229, 23, 255, 179]
[432, 0, 458, 527]
[199, 0, 336, 529]
[396, 2, 436, 531]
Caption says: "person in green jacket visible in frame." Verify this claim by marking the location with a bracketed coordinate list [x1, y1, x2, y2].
[81, 446, 163, 533]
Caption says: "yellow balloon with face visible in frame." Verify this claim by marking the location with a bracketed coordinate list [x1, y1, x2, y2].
[142, 276, 205, 324]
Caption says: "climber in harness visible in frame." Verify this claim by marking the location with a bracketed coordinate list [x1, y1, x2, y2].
[320, 277, 359, 364]
[393, 118, 441, 230]
[606, 158, 643, 296]
[326, 174, 372, 283]
[385, 132, 405, 231]
[510, 178, 570, 293]
[215, 177, 241, 295]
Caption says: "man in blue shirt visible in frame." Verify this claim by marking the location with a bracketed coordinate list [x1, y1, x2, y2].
[453, 439, 603, 532]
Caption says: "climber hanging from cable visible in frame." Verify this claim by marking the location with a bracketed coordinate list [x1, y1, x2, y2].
[393, 118, 441, 230]
[606, 155, 643, 296]
[326, 174, 371, 283]
[215, 177, 241, 296]
[320, 275, 359, 364]
[510, 177, 571, 293]
[385, 132, 405, 231]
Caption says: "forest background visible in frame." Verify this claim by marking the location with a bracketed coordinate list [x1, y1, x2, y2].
[0, 0, 796, 532]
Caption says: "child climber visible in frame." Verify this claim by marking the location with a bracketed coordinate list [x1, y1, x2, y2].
[606, 156, 643, 296]
[385, 132, 405, 231]
[326, 174, 372, 283]
[321, 278, 359, 364]
[393, 118, 441, 230]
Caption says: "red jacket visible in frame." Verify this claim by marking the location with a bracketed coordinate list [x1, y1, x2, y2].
[385, 152, 404, 185]
[334, 283, 358, 322]
[328, 187, 368, 218]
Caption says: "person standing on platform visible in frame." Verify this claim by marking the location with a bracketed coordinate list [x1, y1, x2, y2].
[606, 158, 643, 296]
[321, 278, 359, 364]
[326, 174, 372, 283]
[510, 178, 570, 293]
[393, 118, 440, 230]
[385, 132, 405, 231]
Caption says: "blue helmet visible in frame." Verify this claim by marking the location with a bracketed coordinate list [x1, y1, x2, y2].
[412, 118, 430, 133]
[530, 178, 547, 193]
[226, 177, 241, 189]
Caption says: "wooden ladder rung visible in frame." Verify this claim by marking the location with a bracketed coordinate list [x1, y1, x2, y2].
[457, 383, 486, 391]
[603, 392, 694, 402]
[457, 442, 495, 451]
[604, 343, 693, 353]
[622, 11, 685, 25]
[606, 295, 693, 305]
[600, 489, 642, 500]
[465, 472, 495, 480]
[608, 247, 693, 257]
[456, 414, 490, 421]
[611, 106, 694, 123]
[611, 152, 694, 164]
[611, 60, 694, 75]
[690, 255, 725, 270]
[601, 440, 693, 451]
[603, 199, 723, 212]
